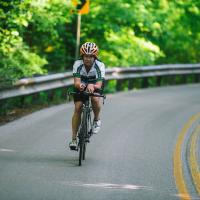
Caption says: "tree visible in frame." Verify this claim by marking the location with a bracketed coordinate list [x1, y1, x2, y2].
[0, 0, 73, 88]
[1, 0, 200, 87]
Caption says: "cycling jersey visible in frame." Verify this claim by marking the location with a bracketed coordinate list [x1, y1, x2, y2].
[73, 59, 105, 84]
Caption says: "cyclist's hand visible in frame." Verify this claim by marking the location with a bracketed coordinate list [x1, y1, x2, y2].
[87, 84, 95, 93]
[79, 83, 86, 91]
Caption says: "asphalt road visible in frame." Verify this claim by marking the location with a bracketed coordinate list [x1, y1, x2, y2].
[0, 84, 200, 200]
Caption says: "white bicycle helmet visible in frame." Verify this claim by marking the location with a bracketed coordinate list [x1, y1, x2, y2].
[80, 42, 99, 57]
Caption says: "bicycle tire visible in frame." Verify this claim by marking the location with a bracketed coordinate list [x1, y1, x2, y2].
[82, 111, 88, 162]
[82, 142, 86, 160]
[78, 127, 85, 166]
[78, 110, 88, 166]
[83, 110, 92, 160]
[79, 140, 83, 166]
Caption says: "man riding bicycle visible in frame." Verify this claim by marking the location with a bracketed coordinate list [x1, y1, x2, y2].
[69, 42, 106, 150]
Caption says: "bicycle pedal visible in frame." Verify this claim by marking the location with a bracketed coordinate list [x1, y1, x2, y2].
[69, 146, 78, 151]
[88, 130, 93, 135]
[85, 138, 90, 143]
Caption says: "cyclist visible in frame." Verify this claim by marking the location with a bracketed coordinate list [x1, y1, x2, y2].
[69, 42, 105, 150]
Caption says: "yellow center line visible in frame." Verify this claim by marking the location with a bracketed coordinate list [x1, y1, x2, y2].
[173, 112, 200, 200]
[189, 124, 200, 195]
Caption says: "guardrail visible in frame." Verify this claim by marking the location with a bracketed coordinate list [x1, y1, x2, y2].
[0, 64, 200, 100]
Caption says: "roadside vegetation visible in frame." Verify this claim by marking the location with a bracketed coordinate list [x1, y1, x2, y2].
[0, 0, 200, 122]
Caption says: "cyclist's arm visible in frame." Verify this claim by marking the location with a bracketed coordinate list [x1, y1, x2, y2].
[93, 61, 105, 90]
[94, 81, 102, 90]
[73, 61, 85, 91]
[86, 81, 102, 94]
[74, 77, 86, 91]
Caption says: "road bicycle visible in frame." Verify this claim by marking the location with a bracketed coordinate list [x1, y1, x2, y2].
[68, 91, 106, 166]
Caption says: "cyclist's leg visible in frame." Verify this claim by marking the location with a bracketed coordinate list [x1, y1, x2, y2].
[91, 96, 102, 134]
[91, 96, 101, 120]
[72, 101, 83, 140]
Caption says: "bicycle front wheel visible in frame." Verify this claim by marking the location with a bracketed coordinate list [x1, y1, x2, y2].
[79, 140, 83, 166]
[79, 129, 87, 165]
[82, 111, 90, 161]
[78, 141, 86, 166]
[82, 141, 87, 160]
[78, 113, 88, 166]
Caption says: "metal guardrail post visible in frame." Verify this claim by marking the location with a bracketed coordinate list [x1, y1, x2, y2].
[142, 77, 148, 88]
[128, 79, 134, 90]
[195, 74, 200, 83]
[116, 80, 123, 91]
[156, 76, 162, 86]
[169, 75, 176, 85]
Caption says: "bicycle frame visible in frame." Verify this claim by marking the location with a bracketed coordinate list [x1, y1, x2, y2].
[68, 91, 106, 166]
[77, 97, 93, 165]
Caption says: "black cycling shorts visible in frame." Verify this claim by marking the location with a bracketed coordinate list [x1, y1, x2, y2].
[73, 88, 103, 102]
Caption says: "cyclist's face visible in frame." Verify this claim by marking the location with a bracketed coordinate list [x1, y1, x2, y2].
[83, 55, 95, 67]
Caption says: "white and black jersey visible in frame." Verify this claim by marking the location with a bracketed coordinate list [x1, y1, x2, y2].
[73, 59, 105, 84]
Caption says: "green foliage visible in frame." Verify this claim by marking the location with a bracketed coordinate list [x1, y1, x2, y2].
[104, 80, 117, 93]
[1, 0, 200, 88]
[0, 0, 47, 87]
[2, 0, 200, 119]
[100, 28, 163, 67]
[81, 0, 200, 65]
[24, 0, 74, 72]
[82, 0, 164, 66]
[0, 0, 73, 88]
[0, 30, 47, 86]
